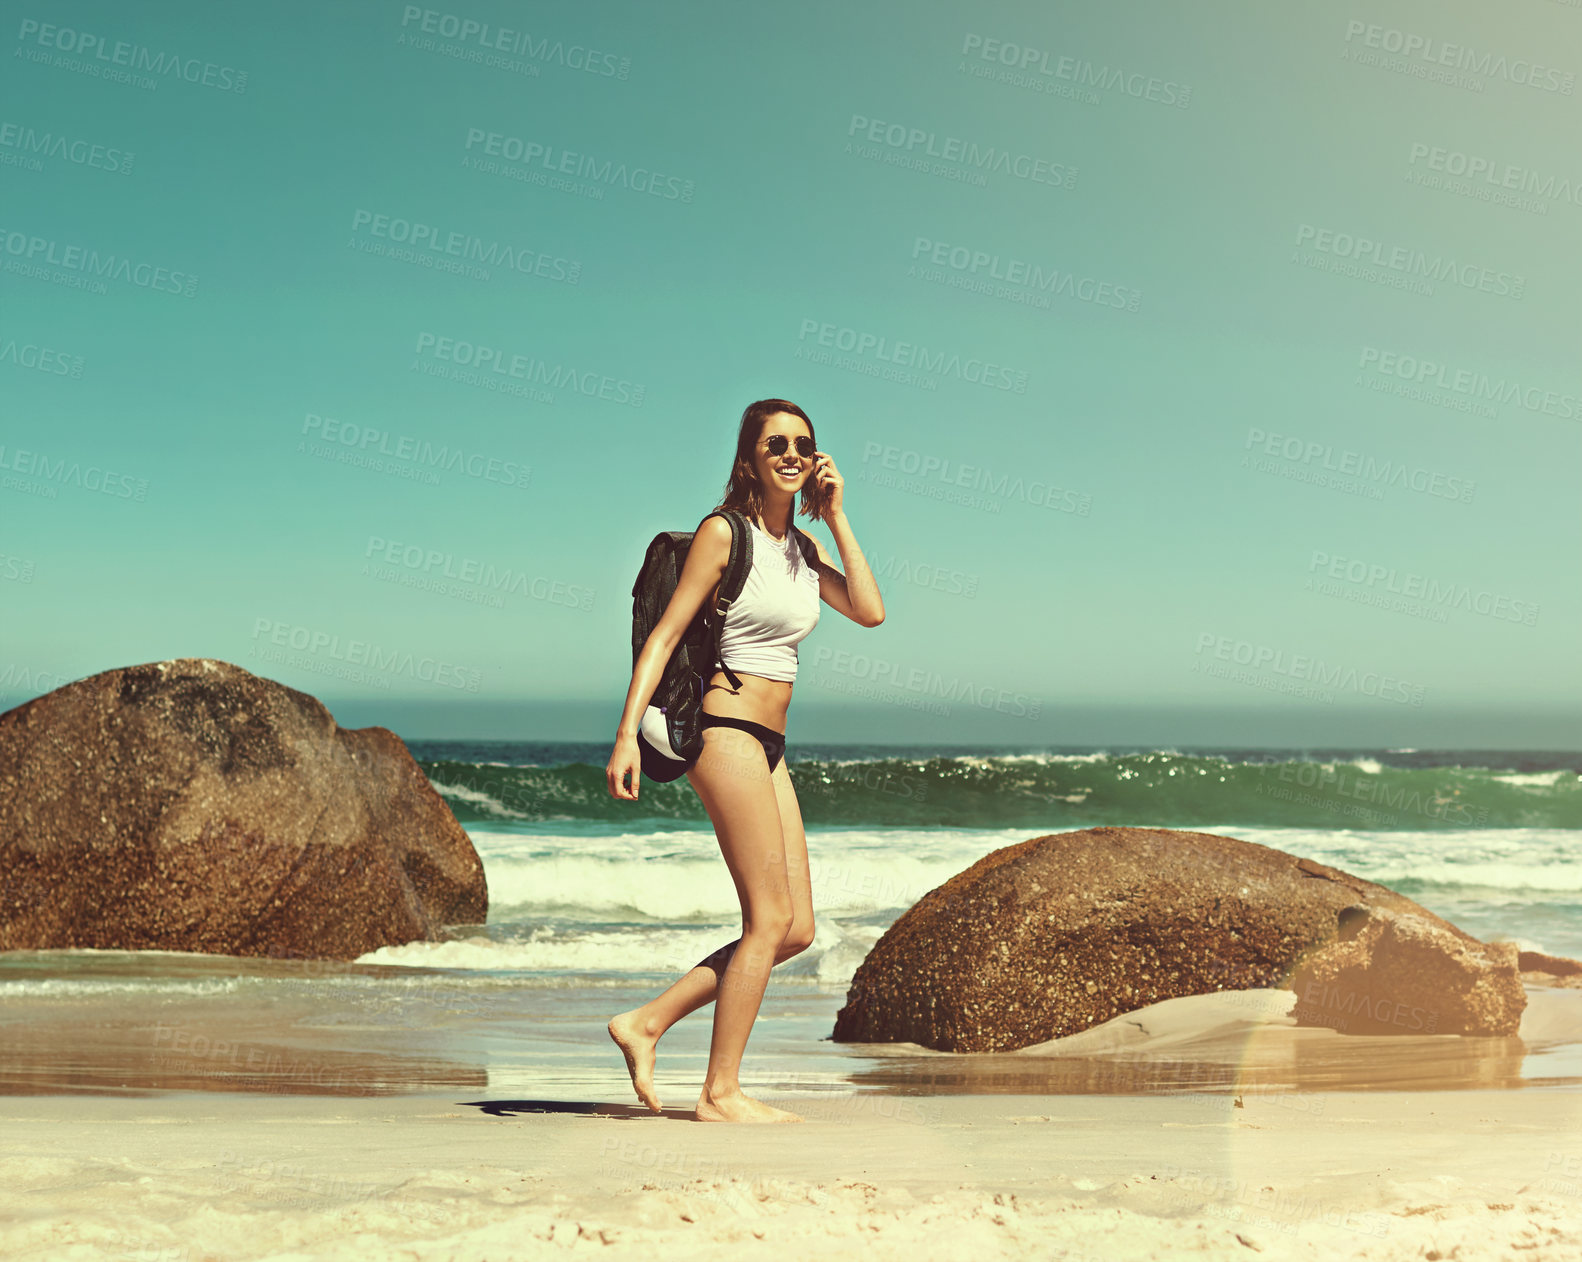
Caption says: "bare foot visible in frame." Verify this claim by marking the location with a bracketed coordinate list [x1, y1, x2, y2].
[608, 1012, 662, 1113]
[695, 1086, 804, 1123]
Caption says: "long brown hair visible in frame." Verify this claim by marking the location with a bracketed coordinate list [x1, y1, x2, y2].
[711, 398, 831, 528]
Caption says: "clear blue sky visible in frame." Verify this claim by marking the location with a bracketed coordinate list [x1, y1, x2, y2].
[3, 0, 1577, 747]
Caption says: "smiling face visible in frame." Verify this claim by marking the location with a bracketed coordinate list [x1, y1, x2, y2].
[755, 410, 814, 494]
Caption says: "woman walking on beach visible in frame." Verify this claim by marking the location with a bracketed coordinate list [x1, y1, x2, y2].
[605, 399, 885, 1123]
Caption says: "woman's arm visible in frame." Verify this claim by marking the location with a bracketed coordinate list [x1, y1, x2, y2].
[808, 510, 885, 628]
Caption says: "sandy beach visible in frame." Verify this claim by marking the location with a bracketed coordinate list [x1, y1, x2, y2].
[5, 1083, 1579, 1261]
[5, 984, 1580, 1261]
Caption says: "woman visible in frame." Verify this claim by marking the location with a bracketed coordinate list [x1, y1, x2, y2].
[604, 398, 885, 1123]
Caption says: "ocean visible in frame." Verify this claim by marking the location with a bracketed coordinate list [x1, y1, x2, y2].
[3, 744, 1579, 1099]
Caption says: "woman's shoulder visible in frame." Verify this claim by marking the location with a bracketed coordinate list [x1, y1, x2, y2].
[692, 512, 737, 558]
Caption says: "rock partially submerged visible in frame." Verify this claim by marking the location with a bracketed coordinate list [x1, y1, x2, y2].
[0, 658, 486, 960]
[832, 826, 1524, 1051]
[1518, 949, 1582, 990]
[1289, 905, 1522, 1036]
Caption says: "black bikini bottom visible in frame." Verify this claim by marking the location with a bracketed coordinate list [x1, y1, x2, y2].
[698, 713, 786, 773]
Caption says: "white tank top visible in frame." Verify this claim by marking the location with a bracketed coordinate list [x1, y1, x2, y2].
[716, 521, 821, 683]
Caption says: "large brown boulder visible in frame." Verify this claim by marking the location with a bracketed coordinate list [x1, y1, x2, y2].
[0, 658, 486, 960]
[831, 826, 1524, 1051]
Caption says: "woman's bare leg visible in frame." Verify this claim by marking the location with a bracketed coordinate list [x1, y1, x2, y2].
[690, 739, 801, 1122]
[607, 936, 798, 1113]
[609, 750, 814, 1115]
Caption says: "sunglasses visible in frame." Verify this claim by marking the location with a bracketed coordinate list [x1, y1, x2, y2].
[764, 434, 816, 459]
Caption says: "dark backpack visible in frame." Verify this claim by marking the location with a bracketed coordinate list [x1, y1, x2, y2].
[630, 509, 816, 780]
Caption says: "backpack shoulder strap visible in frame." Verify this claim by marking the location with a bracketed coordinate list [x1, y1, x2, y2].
[696, 511, 752, 605]
[699, 510, 752, 691]
[789, 524, 819, 570]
